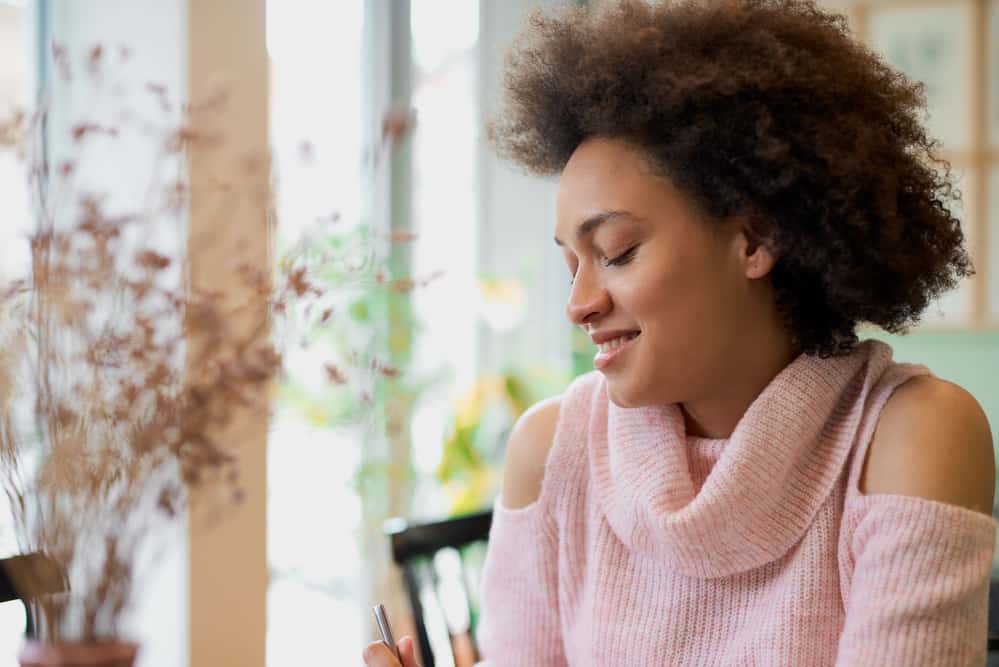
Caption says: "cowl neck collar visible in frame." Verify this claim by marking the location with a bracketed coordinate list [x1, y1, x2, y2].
[587, 339, 894, 578]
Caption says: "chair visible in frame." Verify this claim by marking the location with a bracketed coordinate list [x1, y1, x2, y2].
[384, 509, 492, 667]
[0, 553, 67, 638]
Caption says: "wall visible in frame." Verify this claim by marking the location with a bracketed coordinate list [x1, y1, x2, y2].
[868, 330, 999, 442]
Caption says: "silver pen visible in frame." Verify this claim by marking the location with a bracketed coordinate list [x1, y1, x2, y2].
[373, 603, 402, 662]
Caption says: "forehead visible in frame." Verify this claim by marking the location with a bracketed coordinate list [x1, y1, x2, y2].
[555, 138, 670, 240]
[560, 137, 658, 192]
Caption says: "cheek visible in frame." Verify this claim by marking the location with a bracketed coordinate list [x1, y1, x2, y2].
[618, 259, 738, 335]
[616, 256, 692, 315]
[611, 273, 663, 318]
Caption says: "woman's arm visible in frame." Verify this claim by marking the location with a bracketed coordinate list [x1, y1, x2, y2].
[475, 397, 567, 667]
[836, 377, 997, 666]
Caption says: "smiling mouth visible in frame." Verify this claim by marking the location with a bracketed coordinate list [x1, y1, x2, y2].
[595, 331, 640, 353]
[593, 332, 640, 370]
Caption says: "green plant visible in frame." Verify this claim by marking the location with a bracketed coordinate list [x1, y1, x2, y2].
[270, 197, 450, 515]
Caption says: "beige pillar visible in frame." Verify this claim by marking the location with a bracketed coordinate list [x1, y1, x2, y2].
[186, 1, 269, 666]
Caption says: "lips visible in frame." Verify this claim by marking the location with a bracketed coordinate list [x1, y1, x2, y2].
[597, 331, 639, 348]
[589, 329, 642, 345]
[593, 332, 640, 370]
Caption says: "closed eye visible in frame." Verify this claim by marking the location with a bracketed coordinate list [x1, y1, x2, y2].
[569, 245, 638, 284]
[605, 245, 638, 267]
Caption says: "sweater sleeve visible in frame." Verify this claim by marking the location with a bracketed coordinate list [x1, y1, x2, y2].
[836, 493, 997, 666]
[473, 496, 566, 667]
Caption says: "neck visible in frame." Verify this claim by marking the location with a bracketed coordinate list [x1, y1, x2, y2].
[680, 333, 800, 439]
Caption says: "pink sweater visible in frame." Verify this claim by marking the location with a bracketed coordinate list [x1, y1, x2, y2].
[475, 340, 997, 666]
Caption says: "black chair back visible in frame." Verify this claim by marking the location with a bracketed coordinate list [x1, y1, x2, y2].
[385, 510, 492, 667]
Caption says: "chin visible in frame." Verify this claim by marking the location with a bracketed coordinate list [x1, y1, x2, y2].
[605, 381, 642, 409]
[605, 375, 675, 408]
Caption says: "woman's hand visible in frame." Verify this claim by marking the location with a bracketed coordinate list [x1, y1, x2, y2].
[362, 635, 422, 667]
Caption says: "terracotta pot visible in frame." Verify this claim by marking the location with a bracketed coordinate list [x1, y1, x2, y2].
[18, 640, 138, 667]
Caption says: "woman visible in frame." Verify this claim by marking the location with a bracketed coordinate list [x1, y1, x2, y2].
[365, 0, 996, 664]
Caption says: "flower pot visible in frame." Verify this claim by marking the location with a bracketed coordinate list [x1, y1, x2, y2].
[18, 640, 138, 667]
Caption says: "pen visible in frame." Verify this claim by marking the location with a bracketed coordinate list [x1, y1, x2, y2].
[373, 603, 402, 662]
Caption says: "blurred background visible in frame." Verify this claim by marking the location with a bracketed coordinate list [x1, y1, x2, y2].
[0, 0, 997, 665]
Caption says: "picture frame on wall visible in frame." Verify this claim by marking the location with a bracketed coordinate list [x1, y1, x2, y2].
[985, 0, 999, 326]
[988, 0, 999, 148]
[867, 2, 974, 153]
[862, 0, 991, 330]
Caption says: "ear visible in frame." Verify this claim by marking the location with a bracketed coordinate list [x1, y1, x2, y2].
[740, 226, 778, 280]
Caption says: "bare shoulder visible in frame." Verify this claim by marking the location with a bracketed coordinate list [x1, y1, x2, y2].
[500, 395, 562, 510]
[860, 375, 996, 516]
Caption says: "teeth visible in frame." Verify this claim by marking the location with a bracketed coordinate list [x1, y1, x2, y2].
[597, 332, 638, 353]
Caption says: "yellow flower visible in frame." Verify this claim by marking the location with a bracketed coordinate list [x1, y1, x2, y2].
[444, 467, 498, 516]
[305, 403, 327, 426]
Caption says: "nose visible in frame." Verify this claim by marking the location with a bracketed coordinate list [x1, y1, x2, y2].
[565, 266, 610, 327]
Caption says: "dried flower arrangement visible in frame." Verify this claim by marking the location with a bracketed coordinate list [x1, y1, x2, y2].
[0, 42, 419, 652]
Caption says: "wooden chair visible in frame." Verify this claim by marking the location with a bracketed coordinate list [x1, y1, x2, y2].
[0, 553, 67, 638]
[384, 510, 492, 667]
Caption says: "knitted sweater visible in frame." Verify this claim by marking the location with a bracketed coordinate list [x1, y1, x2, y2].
[474, 340, 997, 666]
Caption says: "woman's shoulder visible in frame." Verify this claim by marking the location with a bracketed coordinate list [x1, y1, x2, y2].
[499, 371, 605, 511]
[499, 395, 562, 510]
[859, 374, 995, 517]
[500, 371, 608, 512]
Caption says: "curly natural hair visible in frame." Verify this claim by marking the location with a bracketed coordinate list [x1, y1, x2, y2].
[487, 0, 973, 357]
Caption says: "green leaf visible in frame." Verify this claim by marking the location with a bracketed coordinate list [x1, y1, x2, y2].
[349, 299, 369, 322]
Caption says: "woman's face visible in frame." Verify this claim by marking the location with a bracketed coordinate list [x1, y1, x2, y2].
[555, 137, 779, 408]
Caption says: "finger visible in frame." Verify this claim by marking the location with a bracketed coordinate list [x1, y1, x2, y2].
[363, 640, 401, 667]
[397, 636, 422, 667]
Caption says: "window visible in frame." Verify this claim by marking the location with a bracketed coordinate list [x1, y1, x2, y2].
[265, 2, 367, 665]
[408, 0, 481, 515]
[265, 2, 487, 661]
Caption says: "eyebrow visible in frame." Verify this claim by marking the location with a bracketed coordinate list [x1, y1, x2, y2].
[553, 210, 645, 247]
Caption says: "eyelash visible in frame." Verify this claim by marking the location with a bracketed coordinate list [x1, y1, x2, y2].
[606, 245, 638, 267]
[569, 245, 638, 285]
